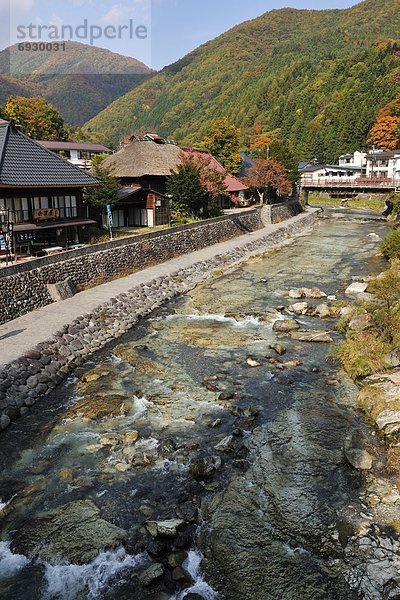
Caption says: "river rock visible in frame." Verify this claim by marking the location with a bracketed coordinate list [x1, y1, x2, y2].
[359, 373, 400, 441]
[315, 303, 332, 319]
[65, 394, 129, 421]
[288, 287, 327, 299]
[270, 344, 287, 356]
[289, 330, 333, 343]
[190, 456, 221, 480]
[137, 562, 164, 586]
[384, 347, 400, 368]
[344, 448, 373, 470]
[172, 565, 193, 586]
[348, 313, 373, 332]
[288, 302, 309, 315]
[11, 500, 127, 564]
[146, 519, 185, 538]
[345, 282, 368, 295]
[246, 358, 262, 368]
[214, 435, 235, 453]
[272, 319, 300, 333]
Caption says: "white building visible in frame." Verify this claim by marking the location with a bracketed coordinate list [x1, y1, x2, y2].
[365, 150, 400, 180]
[38, 141, 113, 170]
[338, 151, 367, 169]
[300, 163, 363, 184]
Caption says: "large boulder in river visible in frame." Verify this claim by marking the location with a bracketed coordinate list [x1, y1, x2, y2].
[11, 500, 127, 564]
[359, 371, 400, 442]
[348, 313, 374, 332]
[272, 319, 300, 333]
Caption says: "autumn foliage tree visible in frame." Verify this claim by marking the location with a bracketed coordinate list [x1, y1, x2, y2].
[244, 158, 292, 204]
[203, 117, 242, 174]
[368, 96, 400, 151]
[3, 96, 68, 140]
[168, 152, 227, 217]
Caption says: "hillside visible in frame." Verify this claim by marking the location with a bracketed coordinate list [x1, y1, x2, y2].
[0, 43, 153, 127]
[84, 0, 400, 162]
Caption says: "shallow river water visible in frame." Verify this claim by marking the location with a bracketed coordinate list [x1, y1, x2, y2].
[0, 212, 388, 599]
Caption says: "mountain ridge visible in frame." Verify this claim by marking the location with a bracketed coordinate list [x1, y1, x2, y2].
[0, 42, 153, 127]
[84, 0, 400, 161]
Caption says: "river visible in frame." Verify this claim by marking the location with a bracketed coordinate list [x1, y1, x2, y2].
[0, 211, 388, 599]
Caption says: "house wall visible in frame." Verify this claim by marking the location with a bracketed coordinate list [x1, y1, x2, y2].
[0, 202, 303, 323]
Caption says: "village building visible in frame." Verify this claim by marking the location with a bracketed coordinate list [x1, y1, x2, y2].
[299, 163, 364, 184]
[108, 186, 170, 228]
[0, 119, 99, 259]
[37, 140, 113, 171]
[102, 133, 248, 226]
[365, 150, 400, 180]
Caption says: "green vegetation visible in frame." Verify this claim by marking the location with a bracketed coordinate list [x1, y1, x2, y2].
[203, 117, 242, 174]
[337, 261, 400, 379]
[3, 96, 68, 140]
[0, 42, 152, 128]
[85, 0, 400, 160]
[380, 228, 400, 260]
[83, 162, 119, 210]
[167, 152, 225, 220]
[309, 196, 387, 212]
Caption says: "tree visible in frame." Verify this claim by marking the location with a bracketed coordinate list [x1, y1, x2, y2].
[167, 152, 227, 217]
[244, 158, 292, 204]
[3, 96, 68, 140]
[203, 117, 242, 174]
[167, 158, 209, 218]
[368, 96, 400, 150]
[84, 161, 119, 211]
[249, 132, 300, 189]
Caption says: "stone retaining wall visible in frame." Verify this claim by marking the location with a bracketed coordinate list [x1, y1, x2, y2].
[0, 202, 303, 324]
[0, 209, 315, 432]
[0, 209, 264, 323]
[262, 199, 304, 224]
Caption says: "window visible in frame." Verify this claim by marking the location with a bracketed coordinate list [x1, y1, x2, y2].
[0, 197, 29, 223]
[52, 195, 78, 219]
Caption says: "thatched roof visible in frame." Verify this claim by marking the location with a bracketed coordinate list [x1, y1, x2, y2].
[102, 139, 182, 178]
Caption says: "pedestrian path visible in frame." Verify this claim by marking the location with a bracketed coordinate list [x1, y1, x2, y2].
[0, 211, 315, 366]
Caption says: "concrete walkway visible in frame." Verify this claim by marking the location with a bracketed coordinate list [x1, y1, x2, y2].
[0, 211, 315, 367]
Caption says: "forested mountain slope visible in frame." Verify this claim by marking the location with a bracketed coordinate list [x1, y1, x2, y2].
[0, 43, 153, 127]
[84, 0, 400, 161]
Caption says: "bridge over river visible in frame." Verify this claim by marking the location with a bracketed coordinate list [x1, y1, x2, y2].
[300, 177, 400, 203]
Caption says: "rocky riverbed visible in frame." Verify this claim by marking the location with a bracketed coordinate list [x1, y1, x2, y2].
[0, 212, 396, 600]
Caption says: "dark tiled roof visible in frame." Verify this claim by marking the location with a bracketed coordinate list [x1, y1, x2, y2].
[0, 121, 100, 187]
[366, 151, 400, 160]
[38, 140, 112, 152]
[300, 164, 327, 172]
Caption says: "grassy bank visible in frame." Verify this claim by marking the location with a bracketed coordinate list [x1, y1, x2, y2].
[309, 196, 387, 212]
[337, 240, 400, 380]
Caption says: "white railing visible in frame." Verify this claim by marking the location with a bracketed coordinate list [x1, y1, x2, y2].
[301, 178, 400, 188]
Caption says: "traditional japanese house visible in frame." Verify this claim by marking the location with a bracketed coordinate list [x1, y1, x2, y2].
[0, 120, 100, 256]
[102, 133, 182, 194]
[102, 133, 248, 224]
[110, 186, 170, 228]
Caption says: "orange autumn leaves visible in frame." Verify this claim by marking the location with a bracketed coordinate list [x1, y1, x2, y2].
[369, 96, 400, 151]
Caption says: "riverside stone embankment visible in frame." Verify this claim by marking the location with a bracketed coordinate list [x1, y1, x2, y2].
[0, 207, 316, 432]
[0, 201, 303, 324]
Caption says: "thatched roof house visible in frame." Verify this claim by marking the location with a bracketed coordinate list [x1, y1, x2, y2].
[102, 134, 182, 193]
[103, 133, 248, 208]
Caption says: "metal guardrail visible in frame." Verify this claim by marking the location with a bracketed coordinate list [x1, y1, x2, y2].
[301, 178, 400, 189]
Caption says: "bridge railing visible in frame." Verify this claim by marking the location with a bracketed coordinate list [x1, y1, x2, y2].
[302, 178, 400, 188]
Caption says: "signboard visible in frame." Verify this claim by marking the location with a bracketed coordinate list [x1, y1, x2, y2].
[0, 234, 6, 251]
[106, 205, 113, 228]
[16, 232, 36, 244]
[33, 208, 59, 221]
